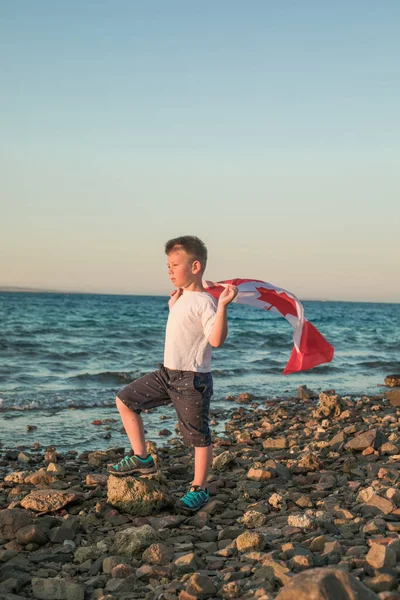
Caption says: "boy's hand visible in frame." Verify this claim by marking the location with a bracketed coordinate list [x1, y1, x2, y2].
[218, 284, 238, 308]
[168, 288, 183, 309]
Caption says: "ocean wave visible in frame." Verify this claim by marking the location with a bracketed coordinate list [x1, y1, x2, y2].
[212, 368, 248, 377]
[69, 371, 137, 384]
[357, 360, 400, 371]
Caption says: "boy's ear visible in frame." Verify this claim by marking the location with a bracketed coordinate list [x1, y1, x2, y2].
[192, 260, 201, 274]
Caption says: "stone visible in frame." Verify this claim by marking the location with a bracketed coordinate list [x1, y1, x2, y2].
[329, 432, 346, 450]
[86, 474, 108, 486]
[24, 470, 57, 486]
[345, 429, 381, 451]
[366, 495, 395, 514]
[4, 472, 31, 484]
[298, 385, 317, 400]
[380, 442, 399, 455]
[15, 525, 48, 546]
[110, 563, 134, 578]
[107, 474, 171, 516]
[31, 577, 84, 600]
[262, 559, 292, 586]
[247, 467, 274, 481]
[387, 390, 400, 407]
[111, 524, 158, 557]
[186, 573, 217, 598]
[20, 489, 80, 513]
[240, 510, 268, 529]
[297, 453, 323, 472]
[314, 393, 343, 418]
[0, 509, 33, 540]
[212, 451, 236, 471]
[46, 463, 65, 476]
[263, 437, 288, 450]
[142, 542, 174, 565]
[102, 556, 128, 574]
[384, 375, 400, 387]
[48, 516, 80, 543]
[287, 514, 315, 530]
[236, 531, 265, 553]
[366, 544, 397, 569]
[174, 552, 199, 572]
[275, 567, 379, 600]
[363, 572, 398, 593]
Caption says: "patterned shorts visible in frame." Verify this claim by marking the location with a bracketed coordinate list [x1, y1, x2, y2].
[117, 364, 213, 447]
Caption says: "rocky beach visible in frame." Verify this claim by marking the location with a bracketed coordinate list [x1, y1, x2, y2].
[1, 377, 400, 600]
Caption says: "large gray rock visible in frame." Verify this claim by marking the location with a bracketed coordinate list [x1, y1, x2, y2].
[111, 524, 159, 557]
[275, 567, 379, 600]
[0, 509, 33, 540]
[107, 474, 171, 516]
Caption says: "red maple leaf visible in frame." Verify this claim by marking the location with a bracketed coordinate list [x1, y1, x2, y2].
[255, 286, 298, 318]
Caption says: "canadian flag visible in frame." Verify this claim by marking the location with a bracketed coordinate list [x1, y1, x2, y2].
[203, 278, 334, 375]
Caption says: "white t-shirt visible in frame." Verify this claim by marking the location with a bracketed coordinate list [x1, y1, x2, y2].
[163, 290, 217, 372]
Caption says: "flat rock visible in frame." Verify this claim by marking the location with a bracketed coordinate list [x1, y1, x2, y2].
[275, 566, 379, 599]
[20, 489, 80, 513]
[345, 429, 380, 451]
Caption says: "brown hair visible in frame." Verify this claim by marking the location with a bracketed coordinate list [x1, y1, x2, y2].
[165, 235, 208, 271]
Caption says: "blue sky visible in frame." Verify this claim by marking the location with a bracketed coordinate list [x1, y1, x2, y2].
[1, 1, 399, 301]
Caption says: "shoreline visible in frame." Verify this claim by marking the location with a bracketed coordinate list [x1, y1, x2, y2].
[1, 387, 400, 599]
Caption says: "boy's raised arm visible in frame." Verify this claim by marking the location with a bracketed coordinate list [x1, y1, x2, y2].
[208, 285, 238, 348]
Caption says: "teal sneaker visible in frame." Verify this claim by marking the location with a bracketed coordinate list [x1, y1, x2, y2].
[175, 485, 210, 514]
[107, 454, 157, 476]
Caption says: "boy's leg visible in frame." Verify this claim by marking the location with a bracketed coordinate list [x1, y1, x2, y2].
[116, 398, 147, 457]
[169, 370, 214, 512]
[193, 445, 213, 488]
[108, 368, 171, 476]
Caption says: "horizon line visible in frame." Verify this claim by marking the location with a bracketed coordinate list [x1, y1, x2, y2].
[0, 286, 399, 305]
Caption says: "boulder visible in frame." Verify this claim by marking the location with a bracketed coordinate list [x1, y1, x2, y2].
[107, 474, 171, 516]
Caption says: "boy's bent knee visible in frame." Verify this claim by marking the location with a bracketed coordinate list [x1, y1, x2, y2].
[116, 396, 127, 411]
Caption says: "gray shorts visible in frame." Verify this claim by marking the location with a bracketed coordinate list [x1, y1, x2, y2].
[117, 364, 213, 447]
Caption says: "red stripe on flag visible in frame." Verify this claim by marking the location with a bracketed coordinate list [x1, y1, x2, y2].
[283, 320, 334, 375]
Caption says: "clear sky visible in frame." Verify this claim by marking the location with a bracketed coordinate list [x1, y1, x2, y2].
[1, 1, 399, 301]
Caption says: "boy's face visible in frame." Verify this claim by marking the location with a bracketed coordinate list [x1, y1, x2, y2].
[167, 248, 201, 288]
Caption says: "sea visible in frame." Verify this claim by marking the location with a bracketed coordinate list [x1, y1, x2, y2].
[0, 292, 399, 452]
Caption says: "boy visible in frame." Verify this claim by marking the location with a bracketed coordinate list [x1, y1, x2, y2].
[108, 236, 237, 513]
